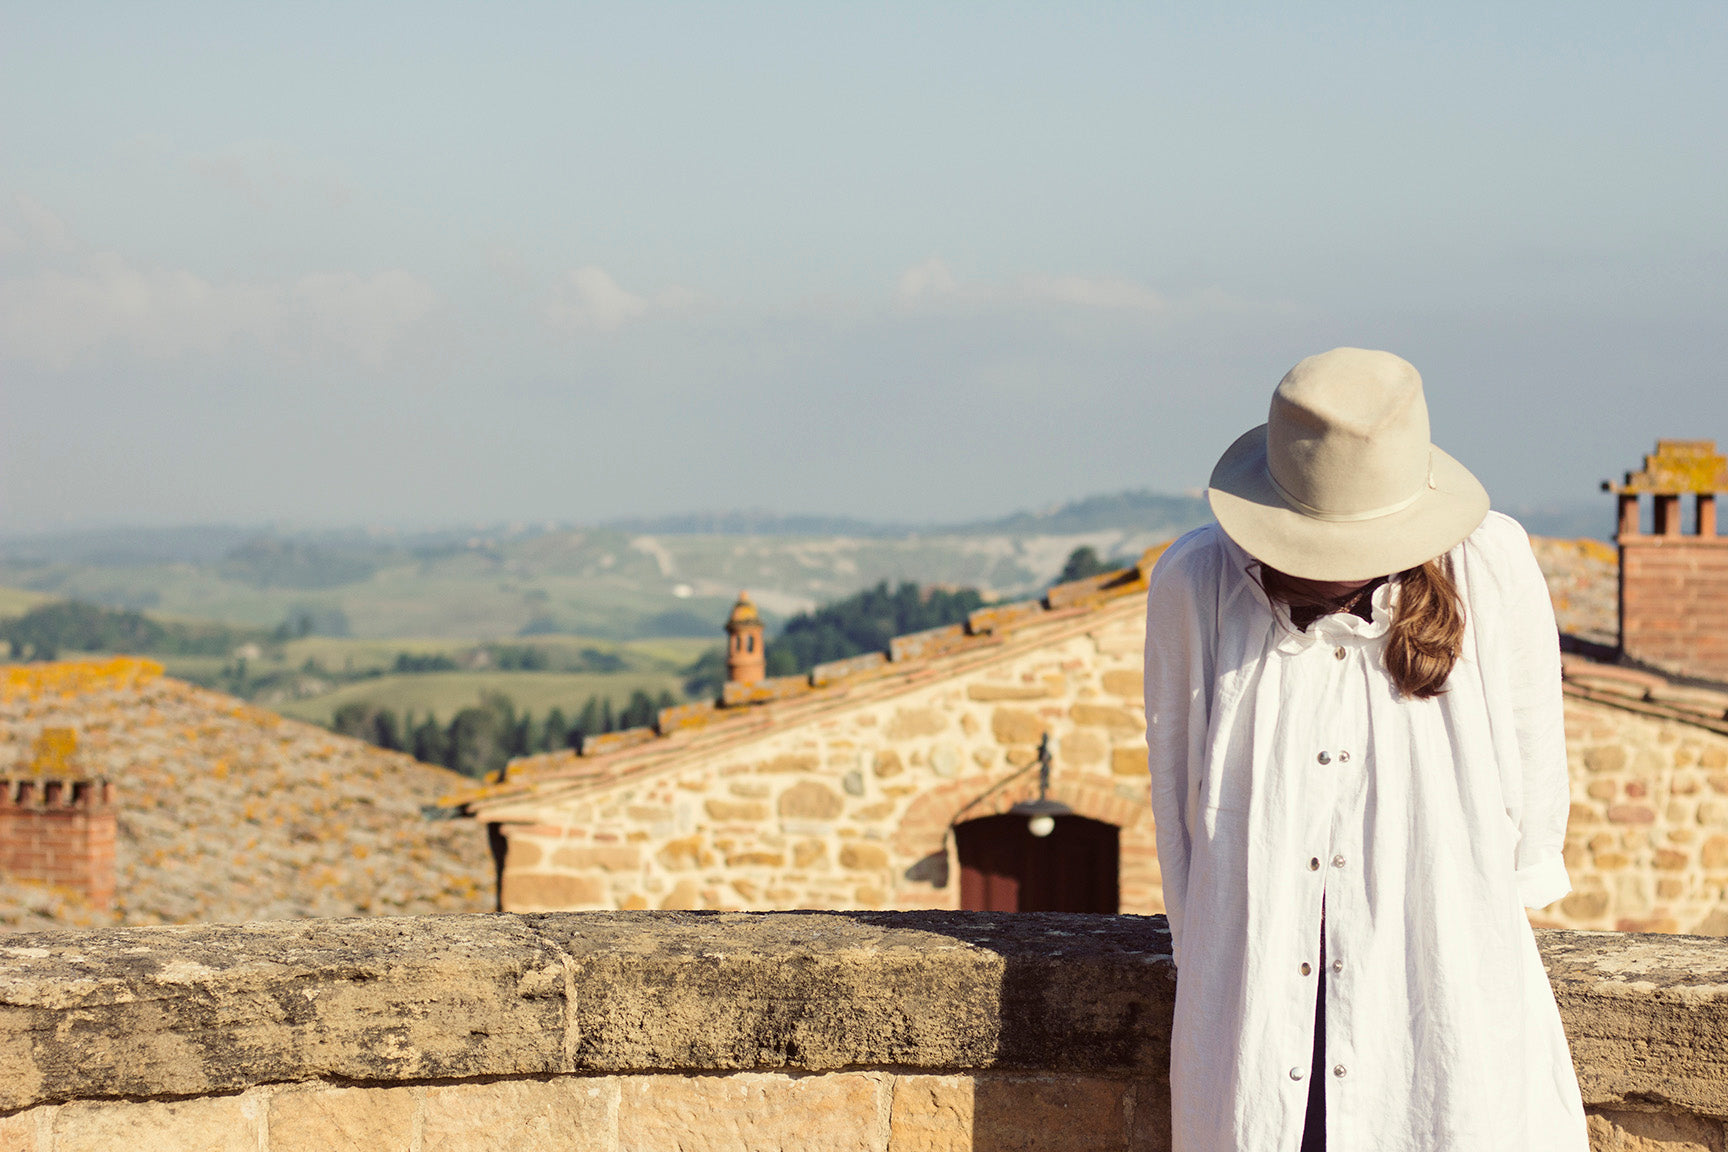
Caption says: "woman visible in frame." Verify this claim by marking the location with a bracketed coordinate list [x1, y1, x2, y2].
[1143, 348, 1587, 1151]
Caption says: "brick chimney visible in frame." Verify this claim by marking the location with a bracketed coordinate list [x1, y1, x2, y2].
[0, 728, 117, 909]
[725, 591, 766, 685]
[1606, 440, 1728, 682]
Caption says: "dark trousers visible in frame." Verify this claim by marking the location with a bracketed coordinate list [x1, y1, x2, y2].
[1300, 935, 1326, 1152]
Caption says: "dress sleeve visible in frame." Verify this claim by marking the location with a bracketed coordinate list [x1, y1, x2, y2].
[1482, 516, 1573, 909]
[1143, 531, 1217, 965]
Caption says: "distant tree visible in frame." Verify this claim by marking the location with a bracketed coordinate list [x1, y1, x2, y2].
[1056, 546, 1110, 584]
[682, 647, 728, 697]
[448, 705, 507, 779]
[764, 581, 986, 677]
[412, 713, 450, 767]
[541, 706, 569, 753]
[332, 703, 402, 751]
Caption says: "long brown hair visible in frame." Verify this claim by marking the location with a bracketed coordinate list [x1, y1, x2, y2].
[1260, 557, 1464, 699]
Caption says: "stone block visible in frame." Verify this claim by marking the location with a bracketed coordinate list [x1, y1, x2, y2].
[53, 1095, 260, 1152]
[1588, 780, 1618, 801]
[1655, 850, 1691, 872]
[422, 1077, 613, 1152]
[1069, 704, 1141, 732]
[1586, 1105, 1724, 1151]
[779, 781, 844, 820]
[706, 800, 770, 822]
[616, 1072, 887, 1152]
[0, 1109, 42, 1152]
[503, 873, 606, 909]
[725, 851, 785, 868]
[793, 840, 828, 868]
[657, 835, 715, 871]
[1587, 746, 1630, 774]
[1702, 836, 1728, 870]
[1609, 806, 1658, 825]
[887, 708, 949, 740]
[1562, 891, 1610, 920]
[971, 1074, 1131, 1150]
[874, 750, 905, 779]
[1111, 747, 1149, 778]
[660, 879, 703, 910]
[550, 845, 641, 872]
[889, 1074, 973, 1151]
[268, 1084, 417, 1151]
[968, 682, 1052, 702]
[760, 753, 821, 774]
[992, 708, 1046, 746]
[1100, 670, 1144, 699]
[839, 842, 890, 871]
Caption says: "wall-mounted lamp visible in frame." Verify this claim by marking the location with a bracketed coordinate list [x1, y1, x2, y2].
[1008, 733, 1072, 837]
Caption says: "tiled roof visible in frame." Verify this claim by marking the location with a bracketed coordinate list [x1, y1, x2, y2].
[1561, 655, 1728, 736]
[444, 545, 1169, 814]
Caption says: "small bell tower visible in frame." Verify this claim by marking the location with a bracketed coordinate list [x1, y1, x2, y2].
[725, 591, 766, 685]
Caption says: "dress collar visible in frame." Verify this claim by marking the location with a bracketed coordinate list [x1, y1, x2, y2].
[1215, 529, 1400, 654]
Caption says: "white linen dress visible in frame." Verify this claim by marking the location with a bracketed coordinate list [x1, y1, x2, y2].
[1143, 511, 1588, 1152]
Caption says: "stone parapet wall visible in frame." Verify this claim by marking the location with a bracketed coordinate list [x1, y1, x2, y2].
[0, 913, 1725, 1150]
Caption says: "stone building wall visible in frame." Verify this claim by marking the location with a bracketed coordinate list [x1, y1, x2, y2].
[494, 599, 1161, 915]
[493, 594, 1728, 935]
[1550, 690, 1728, 934]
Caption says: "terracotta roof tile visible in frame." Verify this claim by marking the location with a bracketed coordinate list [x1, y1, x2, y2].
[810, 651, 889, 686]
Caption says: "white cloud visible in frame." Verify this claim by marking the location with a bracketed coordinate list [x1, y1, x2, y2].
[894, 258, 1168, 316]
[895, 257, 960, 303]
[544, 266, 695, 333]
[0, 198, 437, 369]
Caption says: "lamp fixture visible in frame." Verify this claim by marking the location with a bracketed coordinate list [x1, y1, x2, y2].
[1008, 733, 1072, 837]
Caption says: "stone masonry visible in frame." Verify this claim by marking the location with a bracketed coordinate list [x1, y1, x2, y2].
[480, 595, 1160, 916]
[0, 913, 1724, 1151]
[1549, 659, 1728, 935]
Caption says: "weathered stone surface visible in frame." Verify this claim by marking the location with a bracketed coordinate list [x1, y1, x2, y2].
[268, 1084, 416, 1151]
[967, 683, 1050, 702]
[51, 1093, 261, 1152]
[1540, 930, 1728, 1118]
[970, 1074, 1131, 1151]
[1586, 1106, 1724, 1151]
[992, 709, 1046, 746]
[0, 1108, 42, 1152]
[549, 845, 641, 872]
[504, 873, 606, 908]
[617, 1071, 887, 1152]
[889, 1074, 973, 1151]
[1100, 670, 1144, 699]
[0, 915, 571, 1111]
[839, 842, 890, 870]
[422, 1078, 614, 1152]
[3, 911, 1727, 1140]
[778, 781, 844, 820]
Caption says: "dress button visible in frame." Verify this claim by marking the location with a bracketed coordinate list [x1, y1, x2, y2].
[1290, 1067, 1306, 1081]
[1333, 1064, 1348, 1078]
[1308, 857, 1321, 871]
[1317, 751, 1331, 765]
[1332, 959, 1344, 973]
[1334, 646, 1346, 660]
[1300, 962, 1312, 976]
[1331, 854, 1347, 868]
[1338, 750, 1350, 763]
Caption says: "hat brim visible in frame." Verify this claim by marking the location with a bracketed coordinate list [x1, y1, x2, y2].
[1207, 424, 1490, 581]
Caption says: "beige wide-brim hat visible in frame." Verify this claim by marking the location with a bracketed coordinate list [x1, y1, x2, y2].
[1207, 347, 1490, 581]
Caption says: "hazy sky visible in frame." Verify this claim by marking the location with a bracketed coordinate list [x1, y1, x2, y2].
[2, 2, 1723, 533]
